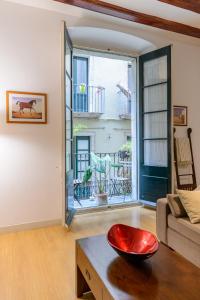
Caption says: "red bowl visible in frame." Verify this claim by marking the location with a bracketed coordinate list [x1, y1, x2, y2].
[107, 224, 159, 262]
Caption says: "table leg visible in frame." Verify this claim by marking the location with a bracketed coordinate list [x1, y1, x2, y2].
[76, 265, 90, 297]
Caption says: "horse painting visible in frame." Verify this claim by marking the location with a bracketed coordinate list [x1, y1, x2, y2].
[16, 99, 37, 114]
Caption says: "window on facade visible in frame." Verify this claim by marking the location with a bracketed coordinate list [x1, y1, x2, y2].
[75, 136, 90, 179]
[73, 56, 89, 112]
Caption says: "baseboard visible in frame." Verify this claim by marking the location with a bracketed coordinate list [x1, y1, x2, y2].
[0, 219, 62, 233]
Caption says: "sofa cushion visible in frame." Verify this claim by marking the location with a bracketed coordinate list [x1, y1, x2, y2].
[177, 189, 200, 224]
[168, 214, 200, 246]
[167, 194, 187, 218]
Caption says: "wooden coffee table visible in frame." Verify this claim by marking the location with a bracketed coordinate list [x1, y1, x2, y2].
[76, 234, 200, 300]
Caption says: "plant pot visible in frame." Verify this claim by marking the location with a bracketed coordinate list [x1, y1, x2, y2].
[119, 150, 130, 160]
[96, 193, 108, 206]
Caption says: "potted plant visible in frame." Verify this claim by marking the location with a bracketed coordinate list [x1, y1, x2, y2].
[90, 152, 111, 205]
[119, 141, 132, 160]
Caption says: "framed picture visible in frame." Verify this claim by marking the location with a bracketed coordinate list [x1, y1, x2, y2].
[173, 106, 187, 126]
[6, 91, 47, 124]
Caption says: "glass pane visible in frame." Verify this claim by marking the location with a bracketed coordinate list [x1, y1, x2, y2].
[77, 150, 89, 156]
[66, 170, 74, 210]
[144, 83, 167, 112]
[66, 140, 71, 172]
[78, 161, 89, 172]
[66, 42, 71, 75]
[144, 56, 167, 86]
[77, 153, 88, 160]
[144, 140, 167, 167]
[66, 108, 71, 141]
[73, 92, 88, 113]
[144, 112, 167, 139]
[74, 57, 88, 86]
[77, 139, 89, 150]
[66, 75, 71, 108]
[77, 172, 84, 180]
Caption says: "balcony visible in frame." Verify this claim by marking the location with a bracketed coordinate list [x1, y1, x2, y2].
[73, 84, 105, 118]
[73, 152, 132, 209]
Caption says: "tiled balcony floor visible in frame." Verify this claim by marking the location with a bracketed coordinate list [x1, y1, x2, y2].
[74, 194, 136, 209]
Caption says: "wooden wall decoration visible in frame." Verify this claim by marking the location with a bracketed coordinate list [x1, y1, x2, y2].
[174, 128, 197, 190]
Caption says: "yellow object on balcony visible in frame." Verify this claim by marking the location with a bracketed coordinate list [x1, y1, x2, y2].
[79, 83, 86, 94]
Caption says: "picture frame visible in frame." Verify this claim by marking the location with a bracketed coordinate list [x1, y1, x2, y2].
[6, 91, 47, 124]
[173, 106, 187, 126]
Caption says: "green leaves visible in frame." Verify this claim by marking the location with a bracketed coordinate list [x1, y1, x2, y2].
[82, 167, 93, 183]
[90, 152, 111, 174]
[120, 141, 132, 153]
[90, 152, 112, 194]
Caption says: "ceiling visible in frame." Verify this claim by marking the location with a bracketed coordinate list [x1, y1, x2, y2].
[69, 26, 154, 54]
[102, 0, 200, 29]
[6, 0, 200, 30]
[5, 0, 200, 53]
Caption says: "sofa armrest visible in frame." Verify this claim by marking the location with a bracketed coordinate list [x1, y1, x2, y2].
[156, 198, 171, 244]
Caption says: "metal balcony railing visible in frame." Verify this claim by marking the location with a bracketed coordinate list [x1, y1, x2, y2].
[73, 152, 132, 200]
[73, 84, 105, 114]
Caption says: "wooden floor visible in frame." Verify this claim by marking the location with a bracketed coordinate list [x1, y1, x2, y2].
[0, 206, 156, 300]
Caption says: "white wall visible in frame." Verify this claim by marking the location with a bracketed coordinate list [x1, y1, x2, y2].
[74, 118, 131, 153]
[0, 0, 200, 228]
[0, 1, 63, 227]
[172, 43, 200, 185]
[89, 56, 129, 119]
[73, 50, 133, 119]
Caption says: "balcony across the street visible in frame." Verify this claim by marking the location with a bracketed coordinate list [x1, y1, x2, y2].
[73, 84, 105, 118]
